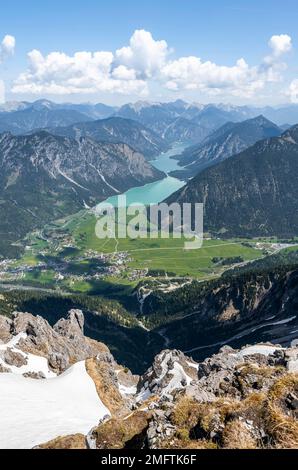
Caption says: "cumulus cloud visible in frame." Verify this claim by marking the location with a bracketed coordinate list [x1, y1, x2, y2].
[115, 29, 169, 79]
[11, 30, 292, 99]
[0, 34, 16, 103]
[161, 57, 264, 97]
[269, 34, 292, 57]
[12, 46, 148, 96]
[0, 35, 15, 62]
[161, 34, 292, 97]
[162, 34, 292, 97]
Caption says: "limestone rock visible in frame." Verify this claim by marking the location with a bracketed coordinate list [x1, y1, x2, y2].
[5, 310, 109, 373]
[2, 348, 27, 367]
[0, 316, 12, 343]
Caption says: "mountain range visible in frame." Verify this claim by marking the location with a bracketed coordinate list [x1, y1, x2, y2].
[115, 100, 207, 143]
[167, 124, 298, 237]
[172, 115, 282, 178]
[1, 98, 298, 149]
[115, 100, 298, 143]
[46, 116, 168, 159]
[0, 99, 116, 119]
[0, 106, 93, 135]
[0, 131, 163, 257]
[115, 100, 257, 143]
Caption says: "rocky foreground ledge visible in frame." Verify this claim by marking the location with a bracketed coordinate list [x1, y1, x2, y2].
[0, 310, 297, 449]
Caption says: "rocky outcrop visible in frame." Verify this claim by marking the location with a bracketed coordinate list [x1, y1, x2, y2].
[86, 356, 131, 416]
[1, 308, 297, 449]
[138, 343, 298, 449]
[0, 316, 12, 343]
[1, 309, 109, 373]
[53, 309, 85, 336]
[137, 349, 199, 400]
[3, 348, 28, 367]
[69, 342, 296, 450]
[89, 411, 151, 449]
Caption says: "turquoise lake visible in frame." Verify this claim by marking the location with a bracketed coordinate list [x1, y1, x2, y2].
[103, 143, 187, 207]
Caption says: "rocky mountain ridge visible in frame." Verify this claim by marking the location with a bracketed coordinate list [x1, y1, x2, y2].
[0, 99, 116, 126]
[46, 116, 169, 159]
[115, 100, 256, 144]
[172, 115, 282, 178]
[141, 260, 298, 363]
[0, 309, 297, 449]
[0, 106, 93, 134]
[166, 124, 298, 237]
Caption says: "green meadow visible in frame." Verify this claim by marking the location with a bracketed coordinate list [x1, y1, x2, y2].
[71, 213, 264, 278]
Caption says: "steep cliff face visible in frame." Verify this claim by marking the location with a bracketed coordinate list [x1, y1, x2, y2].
[0, 131, 164, 256]
[167, 125, 298, 237]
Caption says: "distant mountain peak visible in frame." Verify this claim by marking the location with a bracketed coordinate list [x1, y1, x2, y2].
[167, 126, 298, 237]
[173, 114, 282, 178]
[46, 116, 168, 159]
[281, 123, 298, 144]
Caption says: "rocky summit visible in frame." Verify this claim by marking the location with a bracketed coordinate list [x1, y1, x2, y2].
[0, 309, 297, 449]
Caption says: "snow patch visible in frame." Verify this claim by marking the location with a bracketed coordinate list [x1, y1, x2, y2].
[186, 360, 199, 370]
[118, 383, 137, 395]
[239, 345, 282, 357]
[0, 361, 110, 449]
[0, 332, 55, 378]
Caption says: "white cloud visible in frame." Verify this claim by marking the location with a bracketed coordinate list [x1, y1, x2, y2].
[269, 34, 292, 57]
[262, 34, 292, 80]
[112, 65, 137, 80]
[12, 47, 148, 96]
[11, 30, 292, 100]
[115, 29, 169, 79]
[12, 29, 168, 96]
[161, 56, 264, 97]
[287, 79, 298, 103]
[0, 35, 16, 103]
[0, 35, 15, 62]
[161, 34, 292, 98]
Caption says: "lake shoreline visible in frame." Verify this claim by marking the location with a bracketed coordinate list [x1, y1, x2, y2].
[99, 142, 188, 208]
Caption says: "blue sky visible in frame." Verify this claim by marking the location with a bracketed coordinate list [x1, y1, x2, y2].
[1, 0, 298, 105]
